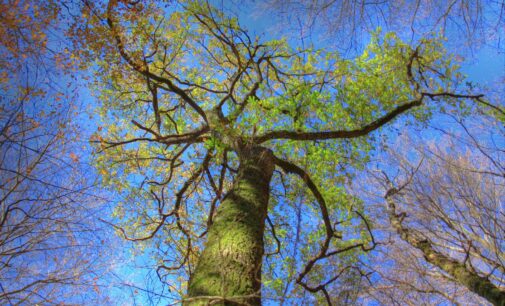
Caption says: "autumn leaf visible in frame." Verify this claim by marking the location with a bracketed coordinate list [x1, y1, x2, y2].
[69, 152, 79, 163]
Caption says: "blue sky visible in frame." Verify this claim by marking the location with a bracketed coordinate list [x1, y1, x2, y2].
[64, 1, 505, 305]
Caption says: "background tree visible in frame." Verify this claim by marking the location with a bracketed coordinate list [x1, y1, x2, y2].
[73, 0, 489, 304]
[0, 90, 109, 305]
[359, 109, 504, 305]
[0, 0, 112, 304]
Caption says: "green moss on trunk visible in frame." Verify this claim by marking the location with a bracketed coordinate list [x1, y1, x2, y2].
[186, 146, 274, 306]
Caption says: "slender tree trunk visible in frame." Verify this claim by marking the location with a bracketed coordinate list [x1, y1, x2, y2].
[186, 146, 274, 306]
[386, 189, 505, 306]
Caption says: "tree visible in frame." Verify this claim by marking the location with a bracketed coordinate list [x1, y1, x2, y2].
[361, 110, 504, 305]
[0, 1, 110, 304]
[0, 92, 107, 305]
[76, 0, 486, 304]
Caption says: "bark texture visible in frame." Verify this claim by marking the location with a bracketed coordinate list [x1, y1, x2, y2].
[386, 189, 505, 306]
[186, 146, 274, 305]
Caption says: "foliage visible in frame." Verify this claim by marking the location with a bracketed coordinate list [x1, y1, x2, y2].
[2, 0, 504, 304]
[69, 0, 487, 303]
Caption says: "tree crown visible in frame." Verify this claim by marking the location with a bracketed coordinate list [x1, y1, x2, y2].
[77, 0, 481, 301]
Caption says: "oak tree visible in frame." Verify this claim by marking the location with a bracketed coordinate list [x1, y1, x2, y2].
[77, 0, 486, 304]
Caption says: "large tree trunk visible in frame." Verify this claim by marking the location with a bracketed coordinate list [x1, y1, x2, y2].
[186, 146, 274, 305]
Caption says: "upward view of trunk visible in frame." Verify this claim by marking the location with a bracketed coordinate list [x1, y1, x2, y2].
[186, 146, 274, 306]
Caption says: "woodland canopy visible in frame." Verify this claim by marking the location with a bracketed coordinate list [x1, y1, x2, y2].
[0, 0, 503, 305]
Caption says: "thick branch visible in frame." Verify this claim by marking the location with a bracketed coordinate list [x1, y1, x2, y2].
[254, 99, 423, 143]
[254, 90, 486, 144]
[272, 155, 333, 237]
[99, 126, 209, 151]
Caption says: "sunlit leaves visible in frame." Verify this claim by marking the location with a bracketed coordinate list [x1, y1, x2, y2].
[77, 0, 469, 302]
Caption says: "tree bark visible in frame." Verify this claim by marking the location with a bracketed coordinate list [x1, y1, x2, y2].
[186, 146, 274, 305]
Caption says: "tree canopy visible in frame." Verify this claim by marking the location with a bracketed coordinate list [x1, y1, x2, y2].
[67, 0, 493, 304]
[1, 0, 503, 305]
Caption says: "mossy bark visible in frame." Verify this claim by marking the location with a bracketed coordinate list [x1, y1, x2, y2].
[186, 146, 274, 305]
